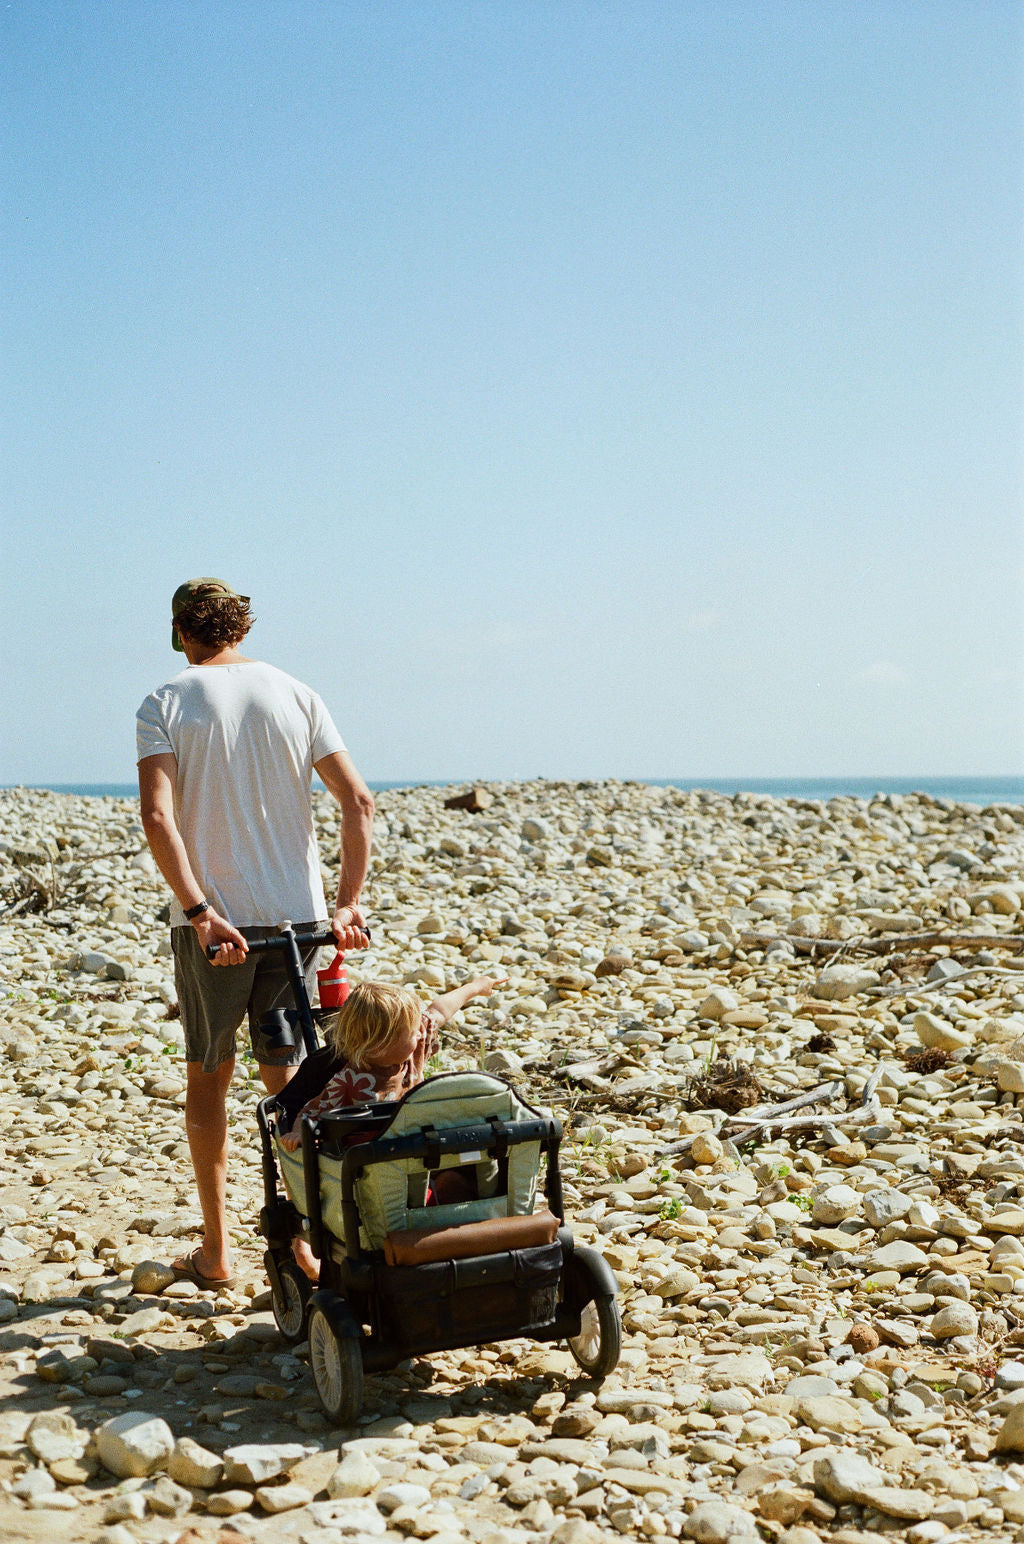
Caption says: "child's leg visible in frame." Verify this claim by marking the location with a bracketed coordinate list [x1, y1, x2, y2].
[427, 1168, 478, 1205]
[291, 1235, 320, 1283]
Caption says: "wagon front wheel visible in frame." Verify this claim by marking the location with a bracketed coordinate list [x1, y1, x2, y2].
[308, 1303, 364, 1423]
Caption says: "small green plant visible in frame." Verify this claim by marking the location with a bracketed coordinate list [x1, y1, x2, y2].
[426, 1053, 444, 1076]
[659, 1198, 683, 1221]
[791, 1194, 812, 1213]
[773, 1163, 790, 1179]
[656, 1167, 672, 1183]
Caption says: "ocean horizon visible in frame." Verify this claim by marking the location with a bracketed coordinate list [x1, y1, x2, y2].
[6, 775, 1024, 807]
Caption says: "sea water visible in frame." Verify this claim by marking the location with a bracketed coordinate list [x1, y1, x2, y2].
[11, 775, 1024, 806]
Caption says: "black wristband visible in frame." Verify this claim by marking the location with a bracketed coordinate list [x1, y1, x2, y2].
[183, 900, 210, 921]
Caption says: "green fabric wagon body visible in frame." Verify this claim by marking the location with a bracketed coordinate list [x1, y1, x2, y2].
[276, 1071, 551, 1250]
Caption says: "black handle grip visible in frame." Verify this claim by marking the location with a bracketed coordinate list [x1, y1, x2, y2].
[206, 925, 370, 961]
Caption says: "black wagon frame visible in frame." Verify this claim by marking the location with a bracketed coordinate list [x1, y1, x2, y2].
[227, 923, 621, 1417]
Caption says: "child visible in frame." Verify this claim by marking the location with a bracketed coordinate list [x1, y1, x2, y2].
[276, 975, 505, 1280]
[276, 974, 506, 1149]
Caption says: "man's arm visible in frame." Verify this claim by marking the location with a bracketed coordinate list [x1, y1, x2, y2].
[138, 753, 249, 965]
[314, 749, 375, 951]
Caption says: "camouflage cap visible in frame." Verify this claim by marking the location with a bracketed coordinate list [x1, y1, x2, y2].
[171, 578, 249, 651]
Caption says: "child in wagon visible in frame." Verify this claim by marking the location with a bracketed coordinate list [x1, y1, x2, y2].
[276, 973, 506, 1278]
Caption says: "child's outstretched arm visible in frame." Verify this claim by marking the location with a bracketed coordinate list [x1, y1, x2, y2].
[426, 975, 507, 1027]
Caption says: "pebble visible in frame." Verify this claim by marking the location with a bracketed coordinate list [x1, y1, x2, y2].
[328, 1449, 382, 1497]
[256, 1480, 315, 1512]
[996, 1403, 1024, 1452]
[95, 1413, 175, 1478]
[914, 1012, 973, 1051]
[812, 1184, 860, 1224]
[131, 1259, 176, 1293]
[684, 1500, 760, 1542]
[221, 1441, 308, 1484]
[2, 780, 1024, 1541]
[929, 1303, 979, 1338]
[813, 965, 881, 1000]
[206, 1488, 256, 1515]
[25, 1411, 87, 1464]
[167, 1436, 225, 1487]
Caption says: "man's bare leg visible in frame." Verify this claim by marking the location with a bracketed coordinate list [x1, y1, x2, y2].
[258, 1062, 297, 1096]
[179, 1058, 236, 1281]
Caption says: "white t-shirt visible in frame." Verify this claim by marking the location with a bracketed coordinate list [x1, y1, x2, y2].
[136, 661, 346, 928]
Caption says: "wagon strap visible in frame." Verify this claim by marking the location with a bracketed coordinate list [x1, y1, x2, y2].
[486, 1116, 510, 1161]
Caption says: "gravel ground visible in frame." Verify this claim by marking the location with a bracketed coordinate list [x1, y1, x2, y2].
[3, 779, 1024, 1544]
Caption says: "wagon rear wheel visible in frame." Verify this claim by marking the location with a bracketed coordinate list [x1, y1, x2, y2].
[564, 1251, 622, 1378]
[567, 1292, 621, 1377]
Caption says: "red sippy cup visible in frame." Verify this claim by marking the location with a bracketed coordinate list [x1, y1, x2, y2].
[317, 951, 349, 1008]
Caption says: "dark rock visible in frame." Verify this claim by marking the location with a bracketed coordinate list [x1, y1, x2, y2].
[595, 955, 630, 977]
[443, 787, 494, 813]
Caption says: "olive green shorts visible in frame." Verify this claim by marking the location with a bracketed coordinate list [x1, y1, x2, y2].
[171, 924, 324, 1073]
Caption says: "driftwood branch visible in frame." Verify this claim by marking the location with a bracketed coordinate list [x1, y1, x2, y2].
[740, 930, 1024, 957]
[860, 1064, 885, 1106]
[872, 964, 1024, 1001]
[725, 1104, 879, 1140]
[738, 1080, 845, 1123]
[659, 1079, 850, 1153]
[551, 1053, 640, 1086]
[665, 1065, 891, 1151]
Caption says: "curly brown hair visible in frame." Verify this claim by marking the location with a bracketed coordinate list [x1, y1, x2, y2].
[174, 595, 255, 649]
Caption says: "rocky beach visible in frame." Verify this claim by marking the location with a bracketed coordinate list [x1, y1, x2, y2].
[3, 779, 1024, 1544]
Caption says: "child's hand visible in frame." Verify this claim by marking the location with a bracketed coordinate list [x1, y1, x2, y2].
[278, 1131, 302, 1152]
[413, 1015, 439, 1062]
[468, 974, 507, 999]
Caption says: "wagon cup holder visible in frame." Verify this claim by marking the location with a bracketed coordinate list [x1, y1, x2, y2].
[253, 1008, 300, 1063]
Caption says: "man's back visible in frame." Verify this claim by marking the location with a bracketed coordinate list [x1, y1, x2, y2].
[136, 660, 345, 928]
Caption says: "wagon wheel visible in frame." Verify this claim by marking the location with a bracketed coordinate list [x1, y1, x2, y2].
[308, 1302, 364, 1423]
[270, 1258, 311, 1345]
[564, 1252, 622, 1378]
[567, 1294, 622, 1377]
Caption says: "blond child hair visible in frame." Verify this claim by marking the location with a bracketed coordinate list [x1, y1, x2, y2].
[325, 981, 423, 1069]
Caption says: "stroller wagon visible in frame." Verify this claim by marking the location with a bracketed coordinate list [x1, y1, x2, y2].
[227, 924, 622, 1423]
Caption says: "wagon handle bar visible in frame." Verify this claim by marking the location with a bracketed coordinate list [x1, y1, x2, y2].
[204, 922, 371, 1057]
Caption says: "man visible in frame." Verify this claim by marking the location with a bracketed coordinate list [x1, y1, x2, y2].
[136, 578, 374, 1288]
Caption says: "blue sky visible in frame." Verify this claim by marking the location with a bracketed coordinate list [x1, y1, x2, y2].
[3, 1, 1022, 783]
